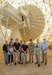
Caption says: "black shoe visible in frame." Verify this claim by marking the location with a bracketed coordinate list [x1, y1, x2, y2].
[38, 64, 40, 67]
[35, 62, 38, 64]
[44, 63, 47, 65]
[18, 62, 20, 64]
[14, 62, 16, 65]
[28, 61, 30, 63]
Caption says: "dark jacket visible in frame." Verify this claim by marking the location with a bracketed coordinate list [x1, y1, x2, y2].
[3, 44, 8, 53]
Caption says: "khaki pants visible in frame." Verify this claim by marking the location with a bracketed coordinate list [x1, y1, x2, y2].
[42, 52, 47, 64]
[13, 51, 19, 63]
[29, 51, 34, 63]
[24, 52, 27, 63]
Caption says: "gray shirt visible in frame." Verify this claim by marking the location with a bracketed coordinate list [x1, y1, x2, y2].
[28, 42, 35, 52]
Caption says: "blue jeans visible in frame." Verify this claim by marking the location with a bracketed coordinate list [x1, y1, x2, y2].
[4, 52, 8, 64]
[36, 50, 40, 64]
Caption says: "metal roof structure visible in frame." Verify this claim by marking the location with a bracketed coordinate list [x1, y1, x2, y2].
[0, 0, 52, 45]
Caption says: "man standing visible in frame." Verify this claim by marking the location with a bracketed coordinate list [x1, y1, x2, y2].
[13, 38, 20, 65]
[35, 39, 41, 67]
[41, 39, 48, 65]
[21, 41, 28, 63]
[28, 39, 35, 63]
[3, 40, 8, 65]
[18, 40, 24, 64]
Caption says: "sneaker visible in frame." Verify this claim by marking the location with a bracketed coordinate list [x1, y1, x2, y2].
[28, 61, 30, 63]
[14, 62, 16, 65]
[18, 62, 20, 64]
[38, 64, 40, 67]
[44, 63, 47, 65]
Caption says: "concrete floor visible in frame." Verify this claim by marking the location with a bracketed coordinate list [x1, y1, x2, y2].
[0, 49, 52, 75]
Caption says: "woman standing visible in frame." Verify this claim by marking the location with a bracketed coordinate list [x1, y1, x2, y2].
[8, 42, 14, 65]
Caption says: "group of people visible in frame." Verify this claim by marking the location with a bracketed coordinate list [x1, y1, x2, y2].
[3, 38, 48, 67]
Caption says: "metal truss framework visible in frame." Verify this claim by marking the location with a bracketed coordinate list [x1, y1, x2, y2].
[0, 0, 52, 43]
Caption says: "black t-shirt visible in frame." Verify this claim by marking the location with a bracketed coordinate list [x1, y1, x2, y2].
[13, 42, 20, 51]
[3, 44, 8, 53]
[22, 44, 28, 51]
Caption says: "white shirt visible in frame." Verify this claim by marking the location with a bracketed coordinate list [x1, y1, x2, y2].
[41, 41, 48, 53]
[8, 46, 14, 55]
